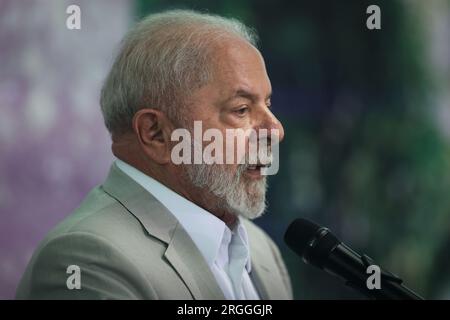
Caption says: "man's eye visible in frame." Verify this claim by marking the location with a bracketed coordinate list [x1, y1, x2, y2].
[234, 106, 249, 116]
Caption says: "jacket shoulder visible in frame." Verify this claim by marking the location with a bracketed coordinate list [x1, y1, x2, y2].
[16, 186, 161, 299]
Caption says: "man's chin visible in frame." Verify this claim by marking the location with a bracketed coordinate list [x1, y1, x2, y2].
[238, 203, 266, 220]
[230, 181, 267, 220]
[244, 176, 267, 199]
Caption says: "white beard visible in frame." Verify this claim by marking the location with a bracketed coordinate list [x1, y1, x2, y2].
[185, 162, 267, 220]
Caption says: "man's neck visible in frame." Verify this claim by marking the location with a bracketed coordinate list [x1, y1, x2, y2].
[117, 157, 238, 228]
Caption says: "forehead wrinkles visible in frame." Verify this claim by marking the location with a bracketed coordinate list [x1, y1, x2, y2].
[213, 43, 270, 99]
[210, 38, 262, 79]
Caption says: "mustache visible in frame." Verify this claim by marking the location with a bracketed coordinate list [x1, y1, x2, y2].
[239, 150, 273, 167]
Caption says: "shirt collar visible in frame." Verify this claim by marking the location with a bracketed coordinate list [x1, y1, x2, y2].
[115, 159, 251, 272]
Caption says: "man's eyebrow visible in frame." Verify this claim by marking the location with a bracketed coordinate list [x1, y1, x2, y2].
[225, 88, 272, 103]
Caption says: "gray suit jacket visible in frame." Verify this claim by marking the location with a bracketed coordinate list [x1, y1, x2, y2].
[16, 163, 293, 299]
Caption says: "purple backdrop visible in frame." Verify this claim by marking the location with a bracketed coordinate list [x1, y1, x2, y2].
[0, 0, 131, 299]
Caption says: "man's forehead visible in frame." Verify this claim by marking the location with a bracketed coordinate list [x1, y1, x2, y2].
[213, 39, 264, 72]
[211, 44, 271, 95]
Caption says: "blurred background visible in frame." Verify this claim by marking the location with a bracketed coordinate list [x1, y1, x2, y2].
[0, 0, 449, 299]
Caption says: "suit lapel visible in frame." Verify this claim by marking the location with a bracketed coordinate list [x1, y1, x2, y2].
[165, 223, 225, 299]
[250, 261, 282, 300]
[102, 163, 225, 299]
[244, 220, 288, 300]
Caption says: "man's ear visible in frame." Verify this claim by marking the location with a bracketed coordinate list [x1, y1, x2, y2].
[132, 108, 173, 164]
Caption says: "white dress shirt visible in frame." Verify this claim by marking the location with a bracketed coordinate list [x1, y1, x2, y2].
[115, 159, 260, 300]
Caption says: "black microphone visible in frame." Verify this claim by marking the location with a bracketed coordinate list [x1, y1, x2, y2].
[284, 218, 424, 300]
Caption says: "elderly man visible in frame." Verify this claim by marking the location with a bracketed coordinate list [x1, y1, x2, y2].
[16, 10, 292, 300]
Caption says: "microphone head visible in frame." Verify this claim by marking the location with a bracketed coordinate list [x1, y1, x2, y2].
[284, 218, 321, 256]
[284, 218, 340, 268]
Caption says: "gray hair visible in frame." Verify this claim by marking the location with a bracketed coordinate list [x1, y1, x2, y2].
[100, 9, 258, 135]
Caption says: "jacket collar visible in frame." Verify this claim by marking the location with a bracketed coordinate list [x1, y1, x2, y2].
[101, 163, 278, 300]
[101, 163, 226, 299]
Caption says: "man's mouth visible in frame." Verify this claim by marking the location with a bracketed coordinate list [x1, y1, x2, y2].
[244, 163, 270, 179]
[247, 163, 269, 170]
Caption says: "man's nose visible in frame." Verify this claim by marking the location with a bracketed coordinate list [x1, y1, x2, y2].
[257, 108, 285, 143]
